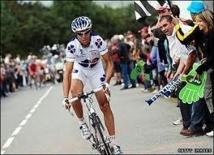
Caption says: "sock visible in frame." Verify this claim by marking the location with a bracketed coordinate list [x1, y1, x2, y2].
[78, 117, 86, 126]
[109, 135, 117, 147]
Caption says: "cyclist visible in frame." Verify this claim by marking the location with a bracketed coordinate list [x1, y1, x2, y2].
[62, 16, 123, 154]
[28, 55, 39, 87]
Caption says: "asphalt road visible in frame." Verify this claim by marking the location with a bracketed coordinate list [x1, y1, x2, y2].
[1, 81, 213, 154]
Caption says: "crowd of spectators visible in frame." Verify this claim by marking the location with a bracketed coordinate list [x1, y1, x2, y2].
[0, 45, 66, 98]
[106, 1, 213, 137]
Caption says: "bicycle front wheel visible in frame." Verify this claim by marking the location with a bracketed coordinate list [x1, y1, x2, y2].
[91, 113, 111, 155]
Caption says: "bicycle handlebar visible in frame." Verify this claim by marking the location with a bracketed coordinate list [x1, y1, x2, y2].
[68, 86, 103, 103]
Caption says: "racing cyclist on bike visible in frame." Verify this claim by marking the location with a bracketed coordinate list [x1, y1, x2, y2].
[28, 55, 39, 87]
[62, 16, 123, 154]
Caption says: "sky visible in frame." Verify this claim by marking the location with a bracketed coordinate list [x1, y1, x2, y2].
[39, 0, 53, 7]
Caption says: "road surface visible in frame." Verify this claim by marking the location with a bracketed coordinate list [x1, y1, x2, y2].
[1, 82, 213, 154]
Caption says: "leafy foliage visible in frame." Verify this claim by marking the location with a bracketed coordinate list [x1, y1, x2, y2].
[1, 1, 157, 57]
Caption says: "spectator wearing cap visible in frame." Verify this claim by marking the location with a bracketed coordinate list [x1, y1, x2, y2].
[173, 0, 206, 47]
[156, 2, 171, 18]
[169, 1, 205, 48]
[157, 2, 195, 27]
[138, 26, 150, 46]
[187, 1, 206, 22]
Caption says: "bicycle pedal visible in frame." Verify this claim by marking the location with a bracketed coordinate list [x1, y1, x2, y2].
[91, 142, 98, 150]
[92, 144, 97, 150]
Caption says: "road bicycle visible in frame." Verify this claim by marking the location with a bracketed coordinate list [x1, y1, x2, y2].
[67, 86, 112, 154]
[29, 74, 39, 90]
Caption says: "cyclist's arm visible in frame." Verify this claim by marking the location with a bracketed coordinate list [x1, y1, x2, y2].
[63, 61, 73, 98]
[102, 51, 114, 84]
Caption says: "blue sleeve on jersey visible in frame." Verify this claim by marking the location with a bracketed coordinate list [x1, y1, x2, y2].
[70, 36, 76, 41]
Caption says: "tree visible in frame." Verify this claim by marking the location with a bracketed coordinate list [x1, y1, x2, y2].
[1, 1, 158, 58]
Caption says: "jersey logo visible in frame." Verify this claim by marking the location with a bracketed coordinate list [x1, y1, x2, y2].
[95, 39, 102, 48]
[73, 69, 78, 73]
[100, 74, 106, 82]
[90, 50, 97, 56]
[68, 45, 75, 53]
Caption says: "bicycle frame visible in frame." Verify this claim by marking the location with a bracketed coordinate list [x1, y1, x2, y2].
[68, 86, 112, 154]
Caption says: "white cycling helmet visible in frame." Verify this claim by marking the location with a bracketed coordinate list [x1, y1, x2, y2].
[71, 16, 92, 33]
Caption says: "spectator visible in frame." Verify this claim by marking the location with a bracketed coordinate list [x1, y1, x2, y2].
[0, 63, 8, 97]
[116, 33, 136, 90]
[174, 8, 214, 137]
[138, 26, 150, 46]
[148, 21, 168, 91]
[195, 9, 214, 137]
[110, 35, 122, 86]
[156, 2, 172, 19]
[159, 15, 205, 136]
[187, 0, 206, 22]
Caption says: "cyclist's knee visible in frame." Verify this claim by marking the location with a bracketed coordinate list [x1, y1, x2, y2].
[70, 89, 80, 97]
[72, 100, 82, 108]
[70, 89, 82, 107]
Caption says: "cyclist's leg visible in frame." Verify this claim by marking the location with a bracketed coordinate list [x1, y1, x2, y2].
[95, 90, 115, 135]
[29, 74, 34, 87]
[70, 67, 91, 140]
[94, 86, 123, 154]
[89, 68, 122, 153]
[70, 78, 84, 118]
[89, 68, 115, 136]
[35, 72, 39, 88]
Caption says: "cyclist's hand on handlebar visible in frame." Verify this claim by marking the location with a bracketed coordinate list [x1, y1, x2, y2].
[62, 98, 70, 109]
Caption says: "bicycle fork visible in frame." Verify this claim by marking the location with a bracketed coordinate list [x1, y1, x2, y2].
[89, 113, 111, 153]
[86, 102, 111, 154]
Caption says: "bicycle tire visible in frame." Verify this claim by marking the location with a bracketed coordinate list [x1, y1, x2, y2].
[35, 79, 38, 90]
[91, 113, 111, 154]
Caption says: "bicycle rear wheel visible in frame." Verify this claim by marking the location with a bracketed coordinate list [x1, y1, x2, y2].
[91, 113, 111, 154]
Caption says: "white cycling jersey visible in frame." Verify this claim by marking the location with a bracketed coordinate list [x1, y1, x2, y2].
[65, 33, 108, 88]
[66, 33, 108, 69]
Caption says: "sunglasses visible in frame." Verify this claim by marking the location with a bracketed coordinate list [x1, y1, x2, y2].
[76, 30, 90, 36]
